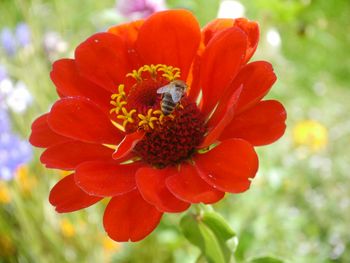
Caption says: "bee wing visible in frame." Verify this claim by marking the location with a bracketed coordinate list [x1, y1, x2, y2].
[157, 85, 172, 94]
[170, 89, 183, 103]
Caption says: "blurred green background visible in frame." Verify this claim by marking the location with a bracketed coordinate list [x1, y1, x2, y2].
[0, 0, 349, 262]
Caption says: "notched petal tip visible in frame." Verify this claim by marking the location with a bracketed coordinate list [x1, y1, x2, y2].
[166, 163, 225, 204]
[136, 167, 190, 213]
[49, 174, 101, 213]
[48, 97, 122, 145]
[220, 100, 287, 146]
[103, 190, 163, 242]
[29, 113, 71, 148]
[195, 138, 259, 193]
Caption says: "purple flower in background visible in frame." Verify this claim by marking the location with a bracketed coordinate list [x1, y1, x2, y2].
[0, 64, 33, 180]
[0, 65, 8, 107]
[0, 108, 32, 181]
[15, 23, 31, 48]
[0, 65, 7, 81]
[0, 108, 10, 134]
[1, 22, 32, 56]
[116, 0, 166, 18]
[1, 28, 16, 56]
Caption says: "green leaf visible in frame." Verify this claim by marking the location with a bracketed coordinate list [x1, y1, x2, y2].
[249, 256, 284, 263]
[180, 211, 237, 263]
[199, 222, 227, 263]
[202, 212, 236, 241]
[180, 213, 205, 250]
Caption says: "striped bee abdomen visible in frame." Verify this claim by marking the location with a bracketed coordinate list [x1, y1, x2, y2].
[161, 93, 177, 115]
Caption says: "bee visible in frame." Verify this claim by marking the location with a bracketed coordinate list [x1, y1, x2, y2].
[157, 80, 187, 115]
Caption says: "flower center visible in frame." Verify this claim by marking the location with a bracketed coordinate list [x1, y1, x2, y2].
[134, 102, 206, 168]
[110, 64, 207, 167]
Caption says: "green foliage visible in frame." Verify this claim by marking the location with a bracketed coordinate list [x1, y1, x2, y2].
[1, 0, 350, 262]
[249, 256, 284, 263]
[180, 210, 237, 263]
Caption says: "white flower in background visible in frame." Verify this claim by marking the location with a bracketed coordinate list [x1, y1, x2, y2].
[217, 0, 245, 19]
[1, 68, 11, 106]
[0, 65, 32, 113]
[5, 81, 32, 113]
[266, 28, 282, 48]
[0, 78, 14, 98]
[43, 31, 68, 58]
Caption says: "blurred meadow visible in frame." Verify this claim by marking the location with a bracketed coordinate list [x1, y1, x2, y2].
[1, 0, 350, 262]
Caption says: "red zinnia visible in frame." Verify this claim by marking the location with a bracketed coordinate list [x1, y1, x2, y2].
[30, 10, 286, 242]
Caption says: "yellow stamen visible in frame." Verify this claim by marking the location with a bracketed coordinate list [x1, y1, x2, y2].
[117, 108, 136, 127]
[126, 69, 142, 82]
[111, 84, 126, 99]
[118, 84, 126, 97]
[157, 65, 181, 81]
[110, 64, 183, 131]
[110, 96, 127, 114]
[110, 85, 128, 114]
[153, 110, 175, 124]
[125, 64, 181, 82]
[142, 64, 162, 78]
[111, 120, 125, 132]
[138, 109, 158, 129]
[103, 144, 118, 150]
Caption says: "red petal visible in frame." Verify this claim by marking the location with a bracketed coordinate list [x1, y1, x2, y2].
[200, 86, 243, 148]
[48, 97, 122, 145]
[108, 20, 144, 69]
[200, 27, 247, 117]
[186, 52, 202, 104]
[50, 59, 111, 114]
[233, 61, 277, 114]
[136, 10, 200, 80]
[75, 33, 131, 93]
[49, 174, 102, 213]
[112, 130, 145, 160]
[103, 190, 163, 242]
[195, 139, 258, 193]
[220, 100, 287, 146]
[29, 113, 71, 148]
[40, 141, 113, 170]
[202, 18, 234, 45]
[136, 167, 190, 213]
[166, 163, 224, 204]
[206, 61, 276, 130]
[202, 18, 259, 63]
[75, 161, 142, 197]
[234, 18, 259, 63]
[108, 20, 144, 47]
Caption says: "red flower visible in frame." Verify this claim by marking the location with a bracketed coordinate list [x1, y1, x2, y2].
[30, 10, 286, 242]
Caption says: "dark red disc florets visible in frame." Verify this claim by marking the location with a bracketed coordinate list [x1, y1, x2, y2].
[126, 78, 165, 114]
[133, 103, 206, 168]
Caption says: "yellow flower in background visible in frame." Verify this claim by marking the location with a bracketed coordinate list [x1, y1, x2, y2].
[103, 236, 121, 253]
[293, 120, 328, 151]
[0, 234, 15, 257]
[0, 182, 11, 204]
[59, 218, 76, 238]
[15, 165, 37, 195]
[102, 236, 122, 263]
